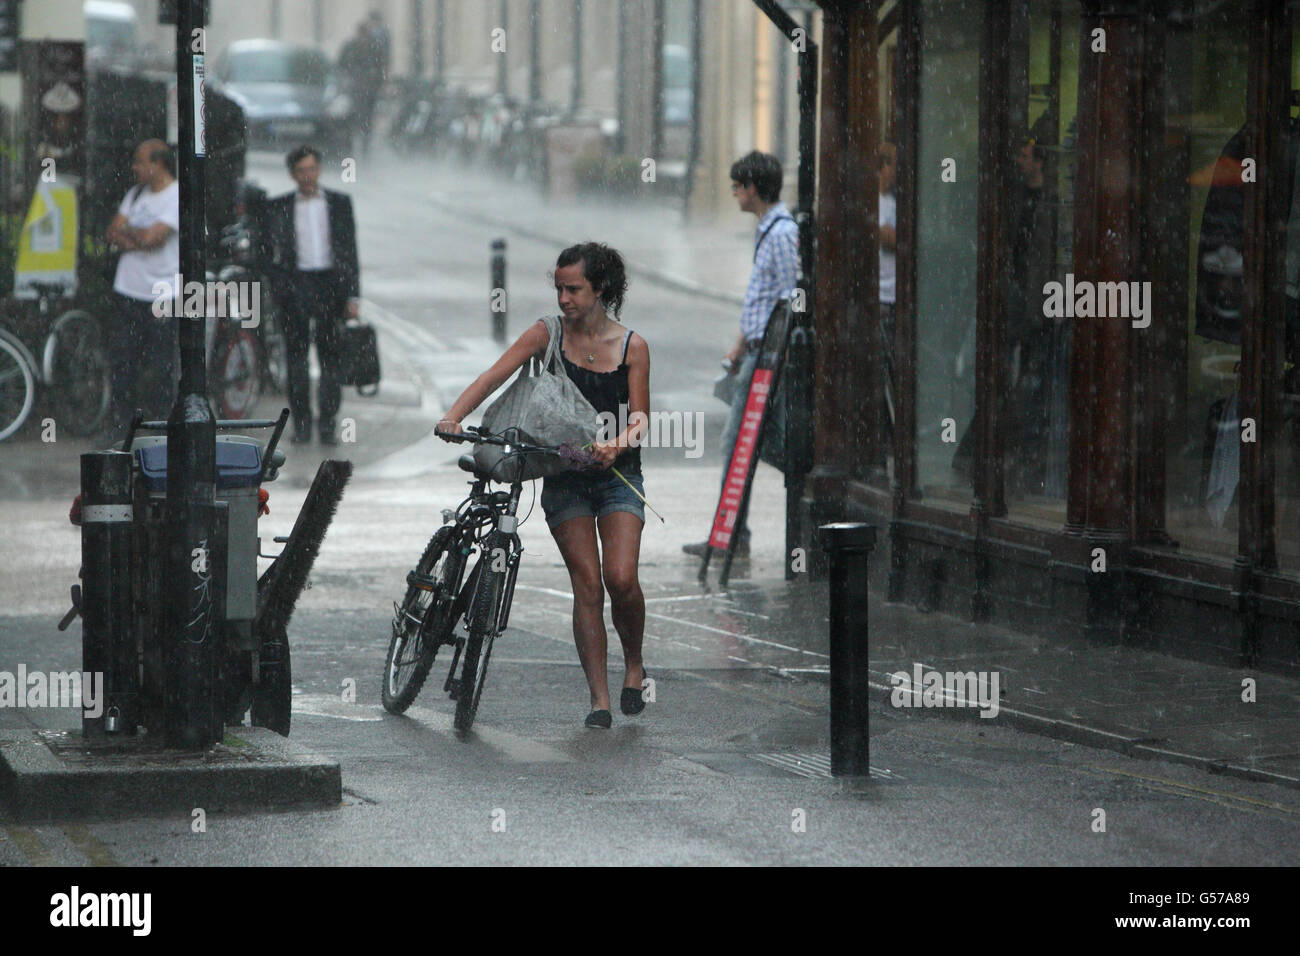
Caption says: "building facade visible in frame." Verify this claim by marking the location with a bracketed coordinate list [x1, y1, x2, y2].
[803, 0, 1300, 676]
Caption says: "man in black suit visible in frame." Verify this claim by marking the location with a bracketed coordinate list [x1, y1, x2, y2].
[262, 145, 360, 444]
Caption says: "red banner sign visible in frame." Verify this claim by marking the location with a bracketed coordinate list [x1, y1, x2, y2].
[708, 368, 773, 549]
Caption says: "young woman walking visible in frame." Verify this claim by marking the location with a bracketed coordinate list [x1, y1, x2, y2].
[438, 243, 650, 729]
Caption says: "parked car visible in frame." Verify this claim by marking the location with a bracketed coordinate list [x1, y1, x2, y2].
[213, 40, 349, 150]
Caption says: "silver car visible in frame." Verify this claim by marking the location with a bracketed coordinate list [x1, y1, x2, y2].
[214, 39, 349, 149]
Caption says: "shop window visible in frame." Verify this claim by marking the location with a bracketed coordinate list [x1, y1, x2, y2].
[1002, 0, 1080, 522]
[913, 0, 980, 505]
[1163, 4, 1248, 560]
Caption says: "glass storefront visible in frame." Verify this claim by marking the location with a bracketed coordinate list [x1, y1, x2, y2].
[914, 0, 980, 505]
[1163, 4, 1248, 560]
[1001, 0, 1079, 521]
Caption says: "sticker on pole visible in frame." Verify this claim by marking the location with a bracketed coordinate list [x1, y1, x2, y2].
[193, 54, 206, 157]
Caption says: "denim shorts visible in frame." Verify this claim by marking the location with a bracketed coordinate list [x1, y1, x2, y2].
[540, 469, 645, 530]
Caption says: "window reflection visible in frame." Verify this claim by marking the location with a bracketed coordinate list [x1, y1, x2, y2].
[1003, 0, 1079, 518]
[915, 0, 980, 503]
[1165, 4, 1247, 558]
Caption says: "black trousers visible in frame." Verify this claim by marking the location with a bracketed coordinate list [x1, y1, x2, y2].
[282, 269, 344, 434]
[108, 293, 176, 435]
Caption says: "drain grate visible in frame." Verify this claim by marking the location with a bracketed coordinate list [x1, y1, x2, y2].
[749, 752, 902, 780]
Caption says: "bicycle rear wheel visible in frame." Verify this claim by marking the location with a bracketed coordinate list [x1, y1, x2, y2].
[213, 326, 262, 419]
[453, 555, 507, 733]
[383, 526, 463, 713]
[0, 333, 36, 441]
[48, 311, 111, 436]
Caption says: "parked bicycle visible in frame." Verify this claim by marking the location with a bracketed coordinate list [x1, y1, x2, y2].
[0, 281, 111, 441]
[204, 180, 290, 419]
[382, 425, 559, 732]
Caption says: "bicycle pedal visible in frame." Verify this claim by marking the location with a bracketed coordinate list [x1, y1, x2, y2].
[406, 570, 437, 592]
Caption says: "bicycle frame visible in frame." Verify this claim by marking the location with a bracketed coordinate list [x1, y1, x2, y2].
[437, 476, 524, 687]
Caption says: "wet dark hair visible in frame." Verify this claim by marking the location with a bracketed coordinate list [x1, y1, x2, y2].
[285, 145, 323, 171]
[554, 242, 629, 317]
[730, 150, 783, 203]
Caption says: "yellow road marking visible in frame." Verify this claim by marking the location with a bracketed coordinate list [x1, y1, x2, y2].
[1073, 764, 1299, 816]
[60, 823, 118, 866]
[4, 826, 54, 866]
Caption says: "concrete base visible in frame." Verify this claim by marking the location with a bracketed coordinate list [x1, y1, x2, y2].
[0, 728, 341, 822]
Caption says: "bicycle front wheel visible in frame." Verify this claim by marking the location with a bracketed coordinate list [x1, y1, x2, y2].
[383, 526, 464, 714]
[0, 333, 36, 441]
[454, 556, 507, 733]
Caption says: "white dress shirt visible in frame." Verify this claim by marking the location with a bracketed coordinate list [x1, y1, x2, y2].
[293, 191, 332, 270]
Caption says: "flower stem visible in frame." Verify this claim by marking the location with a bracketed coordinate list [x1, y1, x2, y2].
[610, 467, 664, 524]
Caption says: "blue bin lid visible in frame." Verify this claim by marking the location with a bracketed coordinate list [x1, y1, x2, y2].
[136, 440, 264, 492]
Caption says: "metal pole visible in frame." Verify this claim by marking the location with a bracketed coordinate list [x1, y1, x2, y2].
[166, 0, 220, 749]
[529, 0, 541, 106]
[80, 451, 136, 737]
[683, 0, 702, 215]
[818, 522, 875, 777]
[571, 0, 583, 115]
[498, 0, 510, 96]
[748, 0, 819, 578]
[434, 0, 445, 85]
[787, 10, 819, 577]
[411, 0, 425, 77]
[615, 0, 627, 155]
[651, 0, 665, 162]
[491, 238, 507, 344]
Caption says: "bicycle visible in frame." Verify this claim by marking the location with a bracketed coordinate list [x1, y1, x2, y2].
[0, 281, 111, 441]
[381, 425, 560, 732]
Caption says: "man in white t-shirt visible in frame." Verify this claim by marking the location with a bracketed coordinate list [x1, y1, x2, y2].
[105, 139, 180, 437]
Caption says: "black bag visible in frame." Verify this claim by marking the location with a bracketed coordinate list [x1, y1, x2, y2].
[340, 321, 380, 396]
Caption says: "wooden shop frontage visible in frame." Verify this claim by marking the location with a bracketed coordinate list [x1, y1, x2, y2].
[801, 0, 1300, 674]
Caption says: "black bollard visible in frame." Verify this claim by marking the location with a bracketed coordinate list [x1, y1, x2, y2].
[80, 451, 137, 737]
[817, 522, 876, 776]
[491, 238, 507, 344]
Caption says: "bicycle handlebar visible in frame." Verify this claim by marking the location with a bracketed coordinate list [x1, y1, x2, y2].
[435, 424, 562, 457]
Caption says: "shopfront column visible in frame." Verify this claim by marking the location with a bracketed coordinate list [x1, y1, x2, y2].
[1066, 1, 1144, 539]
[811, 0, 881, 491]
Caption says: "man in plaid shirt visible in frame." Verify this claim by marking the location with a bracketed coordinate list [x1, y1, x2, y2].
[684, 151, 799, 559]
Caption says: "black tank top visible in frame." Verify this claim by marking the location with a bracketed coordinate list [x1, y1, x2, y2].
[556, 320, 641, 474]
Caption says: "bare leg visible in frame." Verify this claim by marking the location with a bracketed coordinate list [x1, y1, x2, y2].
[597, 511, 646, 689]
[550, 516, 611, 711]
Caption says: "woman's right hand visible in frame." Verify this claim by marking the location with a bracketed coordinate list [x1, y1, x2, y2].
[436, 418, 462, 440]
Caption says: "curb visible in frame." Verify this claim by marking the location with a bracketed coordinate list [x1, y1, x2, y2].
[0, 728, 342, 822]
[426, 195, 747, 308]
[778, 664, 1300, 791]
[854, 676, 1300, 792]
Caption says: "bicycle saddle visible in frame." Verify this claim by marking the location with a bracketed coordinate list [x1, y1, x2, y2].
[457, 453, 477, 474]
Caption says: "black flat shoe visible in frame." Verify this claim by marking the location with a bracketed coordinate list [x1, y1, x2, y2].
[584, 709, 612, 729]
[620, 667, 648, 716]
